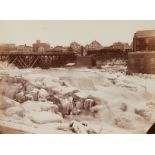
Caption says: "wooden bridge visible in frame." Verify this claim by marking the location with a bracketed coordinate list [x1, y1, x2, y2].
[86, 49, 129, 61]
[0, 48, 130, 69]
[0, 51, 76, 68]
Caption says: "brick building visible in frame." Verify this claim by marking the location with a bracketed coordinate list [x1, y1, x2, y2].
[33, 40, 50, 52]
[0, 44, 16, 52]
[17, 44, 33, 53]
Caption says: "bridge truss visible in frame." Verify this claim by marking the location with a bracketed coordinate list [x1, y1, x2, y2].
[0, 52, 76, 68]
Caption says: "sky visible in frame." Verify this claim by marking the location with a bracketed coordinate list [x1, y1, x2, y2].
[0, 20, 155, 46]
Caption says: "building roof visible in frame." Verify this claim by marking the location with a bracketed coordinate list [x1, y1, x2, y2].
[135, 30, 155, 38]
[18, 45, 32, 48]
[87, 40, 103, 50]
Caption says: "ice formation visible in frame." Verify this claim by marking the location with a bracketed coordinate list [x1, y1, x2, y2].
[0, 61, 155, 133]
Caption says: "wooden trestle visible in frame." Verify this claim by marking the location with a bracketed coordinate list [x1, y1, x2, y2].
[0, 52, 76, 68]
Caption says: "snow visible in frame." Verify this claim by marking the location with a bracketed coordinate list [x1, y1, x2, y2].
[66, 63, 76, 67]
[0, 96, 20, 109]
[22, 101, 57, 112]
[26, 111, 63, 124]
[0, 61, 155, 133]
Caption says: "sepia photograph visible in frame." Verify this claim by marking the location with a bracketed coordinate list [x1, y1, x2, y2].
[0, 20, 155, 134]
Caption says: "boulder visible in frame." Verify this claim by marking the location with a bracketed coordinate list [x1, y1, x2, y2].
[29, 88, 39, 101]
[0, 96, 20, 110]
[38, 89, 49, 101]
[25, 94, 33, 101]
[26, 111, 63, 124]
[22, 101, 57, 112]
[69, 120, 97, 134]
[0, 82, 22, 99]
[16, 92, 26, 103]
[69, 120, 87, 133]
[74, 101, 83, 110]
[25, 88, 39, 101]
[60, 98, 74, 115]
[4, 106, 25, 117]
[134, 108, 151, 121]
[120, 102, 128, 112]
[83, 98, 95, 110]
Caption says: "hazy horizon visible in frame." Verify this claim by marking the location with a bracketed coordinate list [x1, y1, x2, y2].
[0, 20, 155, 46]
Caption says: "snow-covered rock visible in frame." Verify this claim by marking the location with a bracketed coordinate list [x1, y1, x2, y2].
[113, 113, 147, 129]
[26, 111, 63, 124]
[134, 108, 152, 121]
[69, 120, 97, 134]
[0, 82, 22, 99]
[4, 106, 25, 118]
[69, 120, 87, 133]
[0, 96, 20, 109]
[38, 89, 49, 101]
[16, 92, 26, 103]
[83, 98, 95, 110]
[60, 98, 74, 115]
[22, 101, 58, 113]
[74, 101, 83, 110]
[1, 66, 155, 133]
[24, 87, 39, 101]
